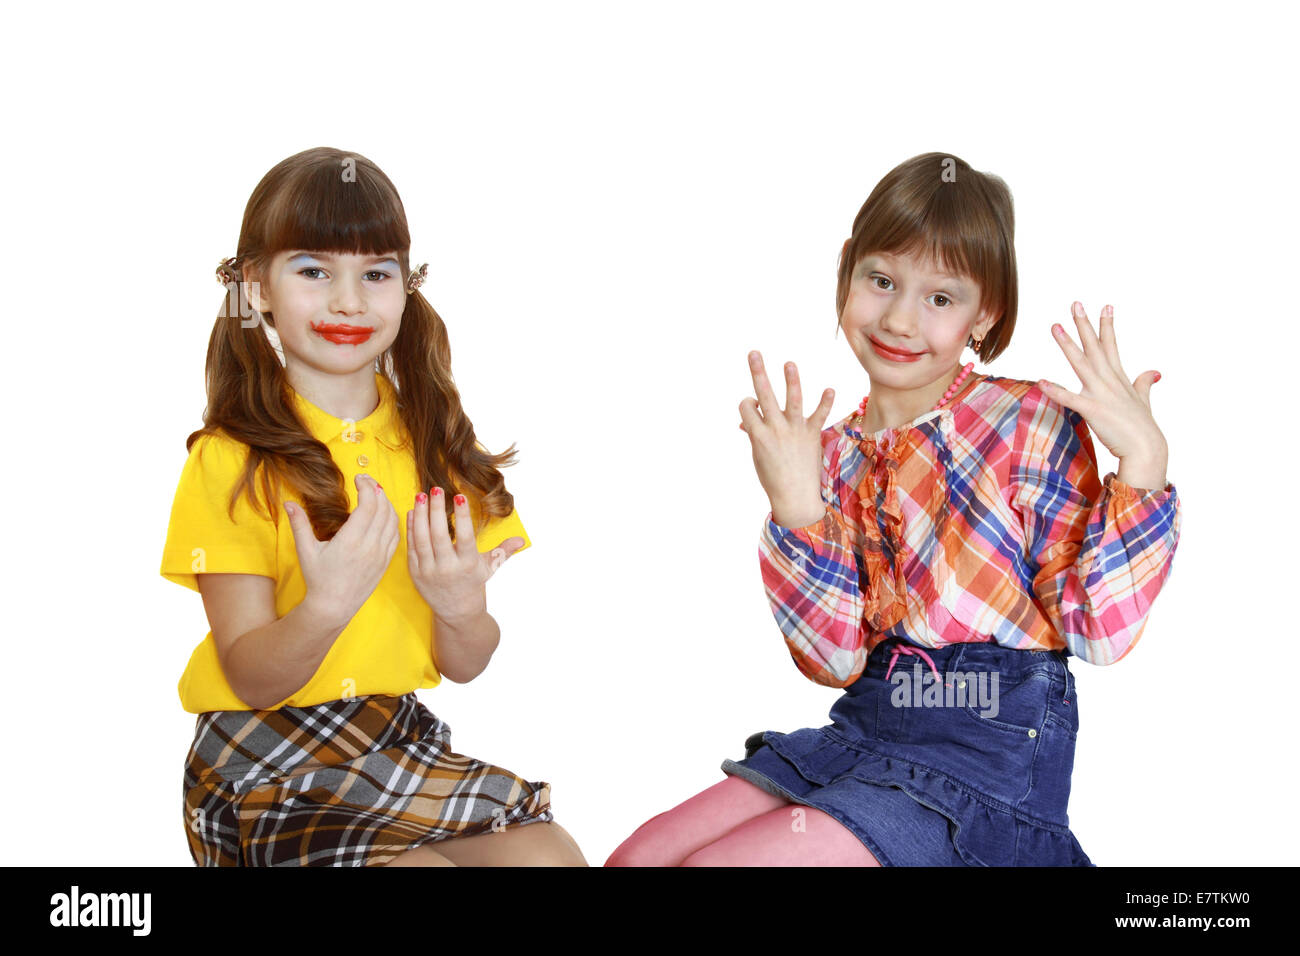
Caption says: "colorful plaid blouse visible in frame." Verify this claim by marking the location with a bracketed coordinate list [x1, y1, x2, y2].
[759, 374, 1181, 688]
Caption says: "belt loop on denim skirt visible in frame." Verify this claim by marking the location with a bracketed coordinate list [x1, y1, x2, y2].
[946, 640, 977, 690]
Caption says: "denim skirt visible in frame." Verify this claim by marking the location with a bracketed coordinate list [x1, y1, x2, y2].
[721, 637, 1094, 866]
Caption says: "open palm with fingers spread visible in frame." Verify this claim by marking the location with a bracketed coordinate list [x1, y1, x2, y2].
[407, 489, 526, 624]
[738, 350, 836, 529]
[1038, 302, 1169, 489]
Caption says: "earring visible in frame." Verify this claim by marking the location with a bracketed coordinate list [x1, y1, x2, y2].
[969, 334, 983, 353]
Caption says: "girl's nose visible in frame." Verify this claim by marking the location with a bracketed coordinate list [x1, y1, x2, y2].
[331, 280, 366, 313]
[880, 306, 918, 335]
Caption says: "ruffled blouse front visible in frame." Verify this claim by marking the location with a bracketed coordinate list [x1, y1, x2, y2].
[848, 406, 965, 639]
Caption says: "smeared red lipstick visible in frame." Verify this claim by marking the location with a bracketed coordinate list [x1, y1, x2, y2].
[313, 322, 374, 345]
[869, 336, 926, 362]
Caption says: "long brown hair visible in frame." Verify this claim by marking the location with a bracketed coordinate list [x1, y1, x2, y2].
[189, 146, 516, 542]
[836, 152, 1017, 363]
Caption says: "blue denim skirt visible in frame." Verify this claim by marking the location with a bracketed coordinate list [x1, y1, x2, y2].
[721, 637, 1094, 866]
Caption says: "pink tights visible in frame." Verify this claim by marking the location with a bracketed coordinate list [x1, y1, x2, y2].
[603, 775, 882, 866]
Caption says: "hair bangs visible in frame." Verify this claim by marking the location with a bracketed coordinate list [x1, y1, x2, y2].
[259, 160, 411, 263]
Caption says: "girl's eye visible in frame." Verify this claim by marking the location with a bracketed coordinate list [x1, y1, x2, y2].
[871, 275, 893, 290]
[931, 294, 950, 308]
[298, 268, 391, 281]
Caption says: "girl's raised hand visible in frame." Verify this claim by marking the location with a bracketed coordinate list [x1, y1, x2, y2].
[738, 350, 835, 528]
[407, 489, 526, 624]
[285, 474, 401, 627]
[1038, 302, 1169, 486]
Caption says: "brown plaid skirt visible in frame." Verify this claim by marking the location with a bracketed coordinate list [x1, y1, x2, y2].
[183, 692, 554, 866]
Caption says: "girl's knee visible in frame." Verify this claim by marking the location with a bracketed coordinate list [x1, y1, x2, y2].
[603, 804, 685, 866]
[425, 820, 587, 866]
[677, 844, 724, 867]
[604, 826, 665, 867]
[679, 805, 883, 866]
[606, 779, 789, 866]
[505, 822, 587, 866]
[541, 821, 589, 866]
[381, 843, 457, 866]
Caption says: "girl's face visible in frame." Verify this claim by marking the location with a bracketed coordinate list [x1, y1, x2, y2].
[251, 250, 406, 375]
[839, 247, 996, 406]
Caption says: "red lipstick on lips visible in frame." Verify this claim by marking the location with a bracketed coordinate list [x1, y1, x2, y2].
[869, 336, 926, 363]
[313, 322, 374, 345]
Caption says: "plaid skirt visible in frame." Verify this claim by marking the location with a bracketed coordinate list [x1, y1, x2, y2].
[183, 692, 554, 866]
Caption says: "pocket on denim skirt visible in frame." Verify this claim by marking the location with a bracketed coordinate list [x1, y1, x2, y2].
[955, 670, 1051, 739]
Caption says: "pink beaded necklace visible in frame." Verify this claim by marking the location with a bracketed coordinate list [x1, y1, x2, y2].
[855, 361, 975, 431]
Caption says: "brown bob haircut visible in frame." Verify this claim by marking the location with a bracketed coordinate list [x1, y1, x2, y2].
[835, 152, 1017, 363]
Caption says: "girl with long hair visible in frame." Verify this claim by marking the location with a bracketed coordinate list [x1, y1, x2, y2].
[162, 146, 585, 866]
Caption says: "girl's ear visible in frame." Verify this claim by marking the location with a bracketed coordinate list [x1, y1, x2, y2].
[243, 264, 270, 314]
[973, 306, 999, 342]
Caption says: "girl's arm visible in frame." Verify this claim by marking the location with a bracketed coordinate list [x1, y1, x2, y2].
[198, 572, 349, 709]
[757, 429, 870, 688]
[431, 606, 501, 683]
[1011, 386, 1181, 665]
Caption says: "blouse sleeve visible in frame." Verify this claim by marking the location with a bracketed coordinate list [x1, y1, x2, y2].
[468, 440, 531, 556]
[1010, 386, 1181, 665]
[474, 506, 531, 555]
[159, 433, 280, 593]
[757, 428, 868, 688]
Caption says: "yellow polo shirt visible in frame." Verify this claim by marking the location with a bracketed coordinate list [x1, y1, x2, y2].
[160, 371, 531, 713]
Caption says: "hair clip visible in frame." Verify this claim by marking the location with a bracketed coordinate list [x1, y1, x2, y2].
[406, 262, 428, 295]
[215, 256, 240, 285]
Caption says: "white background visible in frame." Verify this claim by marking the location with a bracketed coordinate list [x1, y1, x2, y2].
[3, 0, 1294, 867]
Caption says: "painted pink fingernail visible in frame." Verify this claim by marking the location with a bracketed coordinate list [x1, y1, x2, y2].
[1154, 372, 1162, 382]
[416, 492, 427, 504]
[454, 494, 467, 507]
[431, 487, 442, 497]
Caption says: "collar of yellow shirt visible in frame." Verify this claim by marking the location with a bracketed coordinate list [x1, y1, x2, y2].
[289, 371, 409, 450]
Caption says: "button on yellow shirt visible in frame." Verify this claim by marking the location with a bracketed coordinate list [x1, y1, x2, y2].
[160, 372, 531, 713]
